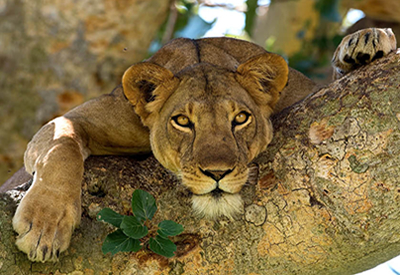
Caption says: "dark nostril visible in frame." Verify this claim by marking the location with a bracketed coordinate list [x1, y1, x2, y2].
[200, 169, 233, 181]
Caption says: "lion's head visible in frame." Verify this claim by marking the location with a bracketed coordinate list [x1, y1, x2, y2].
[122, 38, 288, 219]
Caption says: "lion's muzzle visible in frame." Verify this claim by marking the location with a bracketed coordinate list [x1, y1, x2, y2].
[199, 168, 234, 182]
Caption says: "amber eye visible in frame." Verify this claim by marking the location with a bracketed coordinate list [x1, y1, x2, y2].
[173, 115, 191, 127]
[234, 112, 250, 125]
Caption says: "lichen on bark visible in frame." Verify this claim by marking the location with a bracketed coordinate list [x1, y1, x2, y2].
[1, 53, 400, 274]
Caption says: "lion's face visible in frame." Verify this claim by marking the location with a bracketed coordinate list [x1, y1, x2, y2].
[122, 45, 288, 219]
[149, 65, 275, 218]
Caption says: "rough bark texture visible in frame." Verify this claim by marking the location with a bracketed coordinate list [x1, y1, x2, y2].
[1, 52, 400, 274]
[0, 0, 170, 184]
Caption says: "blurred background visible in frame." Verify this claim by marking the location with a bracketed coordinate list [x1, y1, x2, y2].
[0, 0, 400, 273]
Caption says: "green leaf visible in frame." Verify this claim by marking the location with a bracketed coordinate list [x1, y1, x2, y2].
[158, 220, 184, 237]
[97, 208, 124, 228]
[157, 229, 168, 238]
[131, 190, 157, 221]
[120, 216, 148, 239]
[149, 235, 177, 258]
[102, 229, 141, 255]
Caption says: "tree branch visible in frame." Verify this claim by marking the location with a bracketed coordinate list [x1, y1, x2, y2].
[162, 1, 179, 45]
[1, 52, 400, 274]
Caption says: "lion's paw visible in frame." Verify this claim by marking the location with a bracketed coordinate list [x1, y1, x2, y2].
[13, 185, 81, 262]
[332, 28, 397, 79]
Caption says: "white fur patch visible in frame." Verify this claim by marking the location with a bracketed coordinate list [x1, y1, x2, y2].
[191, 193, 244, 219]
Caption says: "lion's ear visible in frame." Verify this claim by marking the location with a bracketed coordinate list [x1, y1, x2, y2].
[122, 62, 179, 122]
[235, 53, 288, 112]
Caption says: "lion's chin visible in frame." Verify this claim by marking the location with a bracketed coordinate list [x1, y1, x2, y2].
[191, 192, 243, 220]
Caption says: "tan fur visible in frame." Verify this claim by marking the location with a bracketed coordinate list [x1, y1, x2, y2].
[236, 52, 289, 116]
[12, 30, 395, 262]
[192, 193, 244, 220]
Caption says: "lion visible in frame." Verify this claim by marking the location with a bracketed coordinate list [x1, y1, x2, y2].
[11, 28, 396, 262]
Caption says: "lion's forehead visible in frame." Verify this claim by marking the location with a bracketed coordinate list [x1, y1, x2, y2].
[173, 65, 253, 101]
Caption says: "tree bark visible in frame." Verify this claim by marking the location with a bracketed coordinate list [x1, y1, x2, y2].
[1, 52, 400, 274]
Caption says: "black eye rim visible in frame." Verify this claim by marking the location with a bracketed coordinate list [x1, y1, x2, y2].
[171, 114, 193, 128]
[232, 111, 251, 127]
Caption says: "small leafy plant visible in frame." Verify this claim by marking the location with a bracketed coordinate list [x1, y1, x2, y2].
[97, 189, 184, 258]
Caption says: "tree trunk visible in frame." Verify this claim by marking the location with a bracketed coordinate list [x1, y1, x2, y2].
[1, 52, 400, 274]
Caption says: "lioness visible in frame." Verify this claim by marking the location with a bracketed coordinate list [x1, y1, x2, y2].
[12, 28, 396, 262]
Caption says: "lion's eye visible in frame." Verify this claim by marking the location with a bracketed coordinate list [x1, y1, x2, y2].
[234, 112, 250, 125]
[173, 115, 191, 127]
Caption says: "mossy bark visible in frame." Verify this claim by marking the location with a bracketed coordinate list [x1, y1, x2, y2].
[1, 52, 400, 274]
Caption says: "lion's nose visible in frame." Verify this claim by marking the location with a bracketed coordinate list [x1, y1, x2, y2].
[200, 169, 233, 181]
